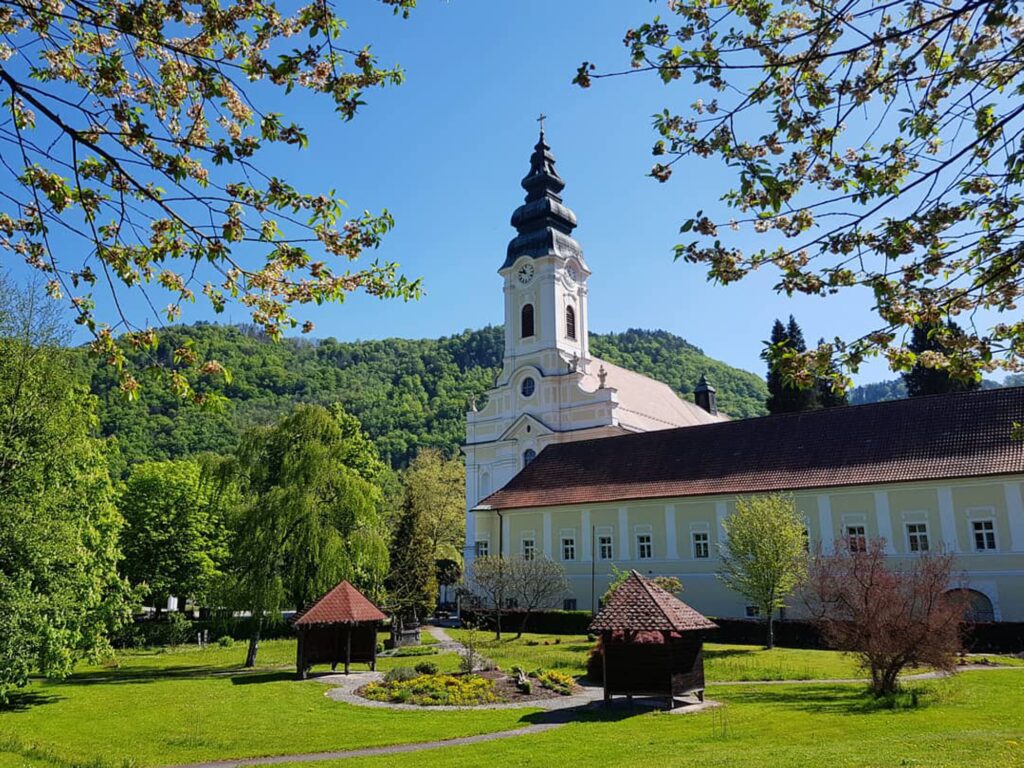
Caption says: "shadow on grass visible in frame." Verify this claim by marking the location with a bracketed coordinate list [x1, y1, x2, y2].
[720, 683, 931, 715]
[64, 663, 286, 686]
[519, 700, 648, 727]
[704, 648, 764, 661]
[230, 671, 295, 686]
[0, 690, 61, 712]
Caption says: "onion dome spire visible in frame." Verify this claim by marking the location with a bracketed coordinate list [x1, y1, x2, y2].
[503, 121, 585, 270]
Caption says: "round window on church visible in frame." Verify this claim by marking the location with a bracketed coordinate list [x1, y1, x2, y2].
[521, 377, 535, 397]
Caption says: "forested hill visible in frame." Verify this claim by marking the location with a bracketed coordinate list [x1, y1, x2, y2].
[90, 324, 768, 469]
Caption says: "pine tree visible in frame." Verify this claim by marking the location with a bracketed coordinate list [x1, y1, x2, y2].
[765, 316, 819, 413]
[816, 338, 849, 408]
[385, 493, 438, 629]
[902, 322, 982, 397]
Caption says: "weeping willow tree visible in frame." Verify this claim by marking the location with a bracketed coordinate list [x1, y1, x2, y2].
[226, 404, 389, 667]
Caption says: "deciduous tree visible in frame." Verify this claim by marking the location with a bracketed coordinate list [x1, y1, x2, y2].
[507, 557, 568, 639]
[718, 493, 808, 648]
[225, 403, 388, 667]
[0, 278, 132, 702]
[0, 0, 421, 398]
[579, 1, 1024, 385]
[119, 458, 228, 610]
[805, 539, 964, 696]
[469, 555, 512, 640]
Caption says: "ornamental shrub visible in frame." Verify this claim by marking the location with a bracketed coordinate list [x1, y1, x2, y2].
[363, 674, 497, 706]
[414, 661, 439, 675]
[535, 668, 575, 695]
[392, 645, 439, 658]
[384, 666, 419, 683]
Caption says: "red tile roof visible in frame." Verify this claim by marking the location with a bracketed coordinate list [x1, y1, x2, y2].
[590, 570, 717, 633]
[480, 388, 1024, 511]
[292, 581, 387, 626]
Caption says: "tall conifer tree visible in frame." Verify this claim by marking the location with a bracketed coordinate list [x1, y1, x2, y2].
[765, 316, 819, 413]
[902, 322, 981, 397]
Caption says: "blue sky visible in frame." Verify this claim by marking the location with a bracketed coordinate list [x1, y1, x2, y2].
[4, 0, 908, 383]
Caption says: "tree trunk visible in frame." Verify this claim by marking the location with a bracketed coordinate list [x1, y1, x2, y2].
[516, 610, 530, 640]
[245, 617, 262, 668]
[765, 612, 775, 650]
[494, 605, 502, 640]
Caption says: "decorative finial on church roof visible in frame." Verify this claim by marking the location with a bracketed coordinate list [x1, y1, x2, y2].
[503, 118, 584, 270]
[598, 365, 608, 389]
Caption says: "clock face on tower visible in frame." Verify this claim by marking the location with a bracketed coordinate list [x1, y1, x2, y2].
[565, 263, 579, 285]
[516, 262, 535, 285]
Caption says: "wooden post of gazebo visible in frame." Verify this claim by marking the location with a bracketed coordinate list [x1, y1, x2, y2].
[291, 580, 388, 680]
[590, 570, 717, 709]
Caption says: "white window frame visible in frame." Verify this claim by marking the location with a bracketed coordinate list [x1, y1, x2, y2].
[692, 531, 710, 559]
[474, 539, 490, 558]
[845, 524, 867, 553]
[971, 518, 998, 552]
[905, 522, 929, 553]
[636, 533, 653, 560]
[521, 532, 536, 561]
[597, 533, 614, 561]
[561, 536, 576, 562]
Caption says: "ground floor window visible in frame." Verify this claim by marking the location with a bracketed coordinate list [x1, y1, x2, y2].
[906, 523, 929, 552]
[475, 540, 489, 558]
[563, 598, 577, 611]
[745, 605, 761, 617]
[845, 525, 867, 552]
[636, 534, 653, 560]
[692, 531, 709, 559]
[972, 520, 997, 551]
[561, 537, 576, 561]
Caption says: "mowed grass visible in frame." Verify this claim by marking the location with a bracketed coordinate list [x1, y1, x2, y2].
[448, 630, 876, 681]
[285, 671, 1024, 768]
[0, 640, 532, 767]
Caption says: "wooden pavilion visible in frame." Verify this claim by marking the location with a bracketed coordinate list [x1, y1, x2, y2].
[589, 570, 717, 708]
[292, 580, 387, 679]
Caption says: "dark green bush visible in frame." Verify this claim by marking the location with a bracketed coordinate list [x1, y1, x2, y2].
[384, 666, 419, 683]
[414, 661, 438, 675]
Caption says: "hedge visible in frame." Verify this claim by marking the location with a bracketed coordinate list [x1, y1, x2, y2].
[459, 609, 593, 635]
[112, 614, 296, 648]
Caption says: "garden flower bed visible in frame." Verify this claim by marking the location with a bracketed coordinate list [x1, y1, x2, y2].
[357, 666, 582, 706]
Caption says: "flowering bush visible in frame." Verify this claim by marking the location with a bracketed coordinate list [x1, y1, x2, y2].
[363, 674, 497, 706]
[534, 669, 575, 696]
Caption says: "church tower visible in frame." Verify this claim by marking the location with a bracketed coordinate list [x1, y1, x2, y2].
[464, 127, 726, 569]
[498, 126, 591, 379]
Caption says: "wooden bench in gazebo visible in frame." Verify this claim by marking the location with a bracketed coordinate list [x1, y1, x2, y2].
[292, 580, 387, 679]
[590, 570, 717, 709]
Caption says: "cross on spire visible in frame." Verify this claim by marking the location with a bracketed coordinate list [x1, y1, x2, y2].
[537, 112, 547, 134]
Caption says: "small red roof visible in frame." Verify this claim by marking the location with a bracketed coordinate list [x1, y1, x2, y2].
[590, 571, 717, 633]
[292, 581, 387, 626]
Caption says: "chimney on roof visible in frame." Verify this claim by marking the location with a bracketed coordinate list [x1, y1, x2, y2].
[694, 373, 717, 415]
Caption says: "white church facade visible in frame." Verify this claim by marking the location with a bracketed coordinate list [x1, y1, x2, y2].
[464, 131, 1024, 622]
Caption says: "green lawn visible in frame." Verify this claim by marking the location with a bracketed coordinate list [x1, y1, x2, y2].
[303, 671, 1024, 768]
[0, 641, 529, 768]
[448, 630, 878, 681]
[3, 637, 1021, 768]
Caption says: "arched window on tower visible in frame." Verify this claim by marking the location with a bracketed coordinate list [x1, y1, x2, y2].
[521, 304, 535, 338]
[565, 305, 576, 340]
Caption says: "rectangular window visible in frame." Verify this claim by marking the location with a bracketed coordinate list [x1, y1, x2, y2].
[563, 598, 577, 611]
[636, 534, 653, 560]
[561, 537, 576, 561]
[598, 535, 613, 561]
[906, 523, 929, 553]
[475, 540, 489, 558]
[745, 605, 761, 617]
[522, 538, 535, 560]
[692, 531, 710, 559]
[846, 525, 867, 553]
[972, 520, 997, 551]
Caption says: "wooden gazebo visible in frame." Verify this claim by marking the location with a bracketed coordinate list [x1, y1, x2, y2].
[292, 580, 387, 679]
[590, 570, 717, 708]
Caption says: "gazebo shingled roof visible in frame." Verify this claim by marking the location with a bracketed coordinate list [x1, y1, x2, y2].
[292, 581, 387, 627]
[589, 570, 717, 633]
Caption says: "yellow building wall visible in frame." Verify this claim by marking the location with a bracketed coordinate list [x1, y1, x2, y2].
[475, 476, 1024, 621]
